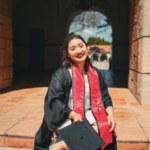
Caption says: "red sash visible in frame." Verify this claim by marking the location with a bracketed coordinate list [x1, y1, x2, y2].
[72, 63, 113, 150]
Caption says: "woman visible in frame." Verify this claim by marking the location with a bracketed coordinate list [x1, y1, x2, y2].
[34, 35, 117, 150]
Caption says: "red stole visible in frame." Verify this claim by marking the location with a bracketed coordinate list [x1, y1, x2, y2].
[72, 63, 113, 150]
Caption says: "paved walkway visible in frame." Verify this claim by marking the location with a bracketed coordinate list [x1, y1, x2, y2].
[93, 61, 109, 70]
[0, 69, 150, 150]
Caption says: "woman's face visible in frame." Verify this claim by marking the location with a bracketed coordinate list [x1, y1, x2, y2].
[67, 38, 88, 65]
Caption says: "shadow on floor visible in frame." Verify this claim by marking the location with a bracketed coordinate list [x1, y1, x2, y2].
[100, 70, 128, 88]
[0, 69, 128, 94]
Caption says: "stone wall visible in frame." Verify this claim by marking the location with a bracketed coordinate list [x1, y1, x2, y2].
[0, 0, 13, 90]
[129, 0, 150, 105]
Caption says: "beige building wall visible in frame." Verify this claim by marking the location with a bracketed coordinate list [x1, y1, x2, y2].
[129, 0, 150, 105]
[0, 0, 13, 90]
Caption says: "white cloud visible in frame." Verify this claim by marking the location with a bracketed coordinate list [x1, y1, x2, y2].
[82, 29, 94, 35]
[106, 28, 112, 33]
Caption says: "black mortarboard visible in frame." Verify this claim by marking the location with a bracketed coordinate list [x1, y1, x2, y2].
[57, 118, 105, 150]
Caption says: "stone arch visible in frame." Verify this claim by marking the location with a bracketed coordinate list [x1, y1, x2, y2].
[93, 53, 98, 61]
[66, 6, 113, 37]
[66, 6, 114, 66]
[100, 54, 107, 61]
[65, 1, 129, 71]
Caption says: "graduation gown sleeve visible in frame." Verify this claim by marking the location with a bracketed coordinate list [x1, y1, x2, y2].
[34, 68, 72, 150]
[44, 68, 73, 130]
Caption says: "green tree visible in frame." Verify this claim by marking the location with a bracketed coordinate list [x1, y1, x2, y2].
[87, 37, 111, 45]
[69, 31, 75, 35]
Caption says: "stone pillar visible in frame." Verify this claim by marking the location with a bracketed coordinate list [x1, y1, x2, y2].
[98, 54, 100, 62]
[129, 0, 150, 105]
[99, 54, 102, 62]
[107, 54, 110, 62]
[0, 0, 13, 90]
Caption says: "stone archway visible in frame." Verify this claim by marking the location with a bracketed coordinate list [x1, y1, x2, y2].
[0, 0, 129, 91]
[66, 6, 113, 37]
[66, 8, 113, 67]
[65, 1, 129, 71]
[100, 54, 107, 61]
[93, 54, 98, 61]
[1, 0, 150, 105]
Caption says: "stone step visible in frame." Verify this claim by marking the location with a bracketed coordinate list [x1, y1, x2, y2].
[0, 141, 150, 150]
[0, 148, 32, 150]
[0, 87, 150, 150]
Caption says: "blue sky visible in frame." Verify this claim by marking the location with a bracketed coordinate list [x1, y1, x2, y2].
[69, 12, 112, 43]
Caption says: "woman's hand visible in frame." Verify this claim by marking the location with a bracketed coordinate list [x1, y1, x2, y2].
[106, 106, 117, 137]
[68, 111, 83, 122]
[50, 141, 69, 150]
[107, 114, 116, 132]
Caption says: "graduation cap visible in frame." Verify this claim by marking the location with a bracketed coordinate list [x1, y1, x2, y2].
[57, 118, 105, 150]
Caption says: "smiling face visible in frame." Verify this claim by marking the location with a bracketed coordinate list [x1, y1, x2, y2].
[67, 38, 88, 65]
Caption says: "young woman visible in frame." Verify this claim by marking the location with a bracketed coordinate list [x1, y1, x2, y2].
[34, 35, 117, 150]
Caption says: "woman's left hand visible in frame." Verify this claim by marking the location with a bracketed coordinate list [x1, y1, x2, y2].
[106, 106, 117, 138]
[107, 114, 116, 132]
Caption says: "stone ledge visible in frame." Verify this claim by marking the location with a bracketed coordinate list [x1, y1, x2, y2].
[6, 138, 34, 149]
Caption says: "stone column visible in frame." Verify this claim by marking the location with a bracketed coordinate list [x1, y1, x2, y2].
[98, 54, 100, 62]
[99, 54, 102, 62]
[129, 0, 150, 105]
[107, 54, 110, 62]
[0, 0, 13, 90]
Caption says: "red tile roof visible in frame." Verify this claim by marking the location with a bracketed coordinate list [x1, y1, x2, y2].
[89, 45, 112, 52]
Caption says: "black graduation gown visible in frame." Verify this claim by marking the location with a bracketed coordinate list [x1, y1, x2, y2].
[33, 66, 115, 150]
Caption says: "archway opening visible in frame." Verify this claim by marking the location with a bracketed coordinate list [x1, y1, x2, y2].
[93, 54, 98, 61]
[100, 54, 107, 61]
[68, 11, 112, 70]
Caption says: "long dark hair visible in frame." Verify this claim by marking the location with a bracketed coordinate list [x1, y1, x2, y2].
[60, 34, 92, 71]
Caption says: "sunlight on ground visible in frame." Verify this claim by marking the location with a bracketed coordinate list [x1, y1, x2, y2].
[92, 61, 109, 70]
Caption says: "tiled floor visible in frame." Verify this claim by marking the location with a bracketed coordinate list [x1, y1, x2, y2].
[0, 70, 150, 150]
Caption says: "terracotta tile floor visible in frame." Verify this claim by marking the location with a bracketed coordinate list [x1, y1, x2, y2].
[0, 70, 150, 150]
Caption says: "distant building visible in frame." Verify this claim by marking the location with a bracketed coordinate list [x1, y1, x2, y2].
[88, 45, 112, 62]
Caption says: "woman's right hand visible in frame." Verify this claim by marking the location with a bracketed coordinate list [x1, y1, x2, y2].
[68, 111, 83, 122]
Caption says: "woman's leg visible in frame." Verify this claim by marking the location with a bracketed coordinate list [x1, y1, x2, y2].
[50, 130, 69, 150]
[50, 141, 69, 150]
